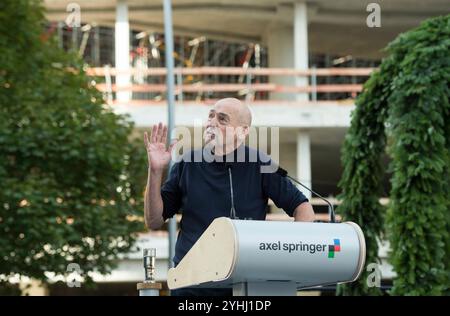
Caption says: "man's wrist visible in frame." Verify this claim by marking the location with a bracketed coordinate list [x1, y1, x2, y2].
[148, 167, 164, 177]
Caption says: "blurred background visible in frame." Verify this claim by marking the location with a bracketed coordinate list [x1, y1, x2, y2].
[0, 0, 448, 295]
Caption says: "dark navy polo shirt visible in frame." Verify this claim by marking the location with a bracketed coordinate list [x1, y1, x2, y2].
[160, 145, 308, 266]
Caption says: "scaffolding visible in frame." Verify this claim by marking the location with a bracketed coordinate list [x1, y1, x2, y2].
[46, 22, 379, 102]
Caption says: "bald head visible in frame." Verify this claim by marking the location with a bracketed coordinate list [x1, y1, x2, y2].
[214, 98, 252, 127]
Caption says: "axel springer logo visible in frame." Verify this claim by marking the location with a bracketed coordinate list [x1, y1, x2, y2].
[259, 238, 342, 259]
[328, 239, 341, 258]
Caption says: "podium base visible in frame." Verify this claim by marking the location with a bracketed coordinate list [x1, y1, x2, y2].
[232, 281, 297, 296]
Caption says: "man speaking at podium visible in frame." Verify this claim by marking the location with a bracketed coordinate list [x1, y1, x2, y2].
[143, 98, 315, 296]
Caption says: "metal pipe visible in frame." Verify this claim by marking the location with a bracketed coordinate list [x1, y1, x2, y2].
[163, 0, 177, 270]
[311, 65, 317, 102]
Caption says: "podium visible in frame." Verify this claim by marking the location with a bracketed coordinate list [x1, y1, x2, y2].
[167, 217, 365, 296]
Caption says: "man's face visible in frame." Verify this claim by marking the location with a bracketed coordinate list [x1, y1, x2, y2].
[203, 102, 246, 152]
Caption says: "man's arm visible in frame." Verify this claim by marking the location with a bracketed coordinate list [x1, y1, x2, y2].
[293, 202, 315, 222]
[143, 123, 177, 230]
[144, 169, 165, 230]
[262, 165, 315, 222]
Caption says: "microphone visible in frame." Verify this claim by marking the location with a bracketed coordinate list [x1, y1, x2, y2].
[276, 167, 337, 223]
[227, 165, 237, 219]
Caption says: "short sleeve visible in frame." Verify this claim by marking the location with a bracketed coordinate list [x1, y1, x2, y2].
[160, 162, 183, 221]
[262, 163, 309, 217]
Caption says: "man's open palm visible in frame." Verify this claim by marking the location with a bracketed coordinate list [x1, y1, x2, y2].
[144, 123, 177, 172]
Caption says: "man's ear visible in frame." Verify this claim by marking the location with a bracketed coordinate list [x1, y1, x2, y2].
[237, 125, 249, 142]
[243, 126, 250, 138]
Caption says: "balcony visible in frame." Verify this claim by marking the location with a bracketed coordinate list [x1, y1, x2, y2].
[86, 66, 375, 105]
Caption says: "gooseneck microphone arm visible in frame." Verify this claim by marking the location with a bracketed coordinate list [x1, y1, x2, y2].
[276, 167, 336, 223]
[228, 166, 237, 219]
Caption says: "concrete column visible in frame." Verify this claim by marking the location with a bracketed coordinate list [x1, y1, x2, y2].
[115, 0, 131, 102]
[297, 132, 312, 200]
[266, 1, 309, 101]
[266, 26, 295, 100]
[294, 2, 309, 101]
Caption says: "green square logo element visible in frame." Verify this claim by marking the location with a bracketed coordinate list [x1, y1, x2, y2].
[328, 251, 334, 258]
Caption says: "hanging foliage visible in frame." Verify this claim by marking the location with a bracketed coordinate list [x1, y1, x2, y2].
[338, 15, 449, 295]
[385, 15, 449, 295]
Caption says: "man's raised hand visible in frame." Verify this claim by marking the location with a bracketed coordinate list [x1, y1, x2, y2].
[144, 122, 177, 173]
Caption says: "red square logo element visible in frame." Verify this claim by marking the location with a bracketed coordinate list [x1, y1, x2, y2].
[334, 245, 341, 252]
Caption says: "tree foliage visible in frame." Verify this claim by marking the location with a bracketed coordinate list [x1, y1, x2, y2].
[0, 0, 147, 288]
[338, 15, 449, 295]
[385, 15, 449, 296]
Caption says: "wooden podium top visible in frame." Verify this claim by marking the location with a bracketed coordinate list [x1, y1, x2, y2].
[137, 282, 162, 290]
